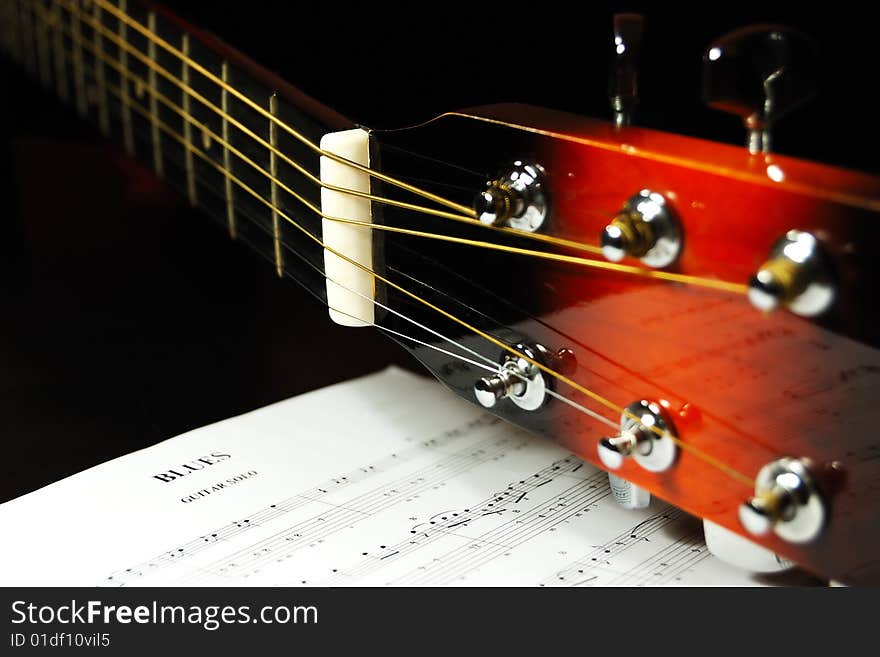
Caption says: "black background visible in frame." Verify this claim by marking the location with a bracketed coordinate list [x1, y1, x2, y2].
[2, 0, 879, 503]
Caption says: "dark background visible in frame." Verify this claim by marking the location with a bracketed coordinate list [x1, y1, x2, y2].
[2, 0, 879, 503]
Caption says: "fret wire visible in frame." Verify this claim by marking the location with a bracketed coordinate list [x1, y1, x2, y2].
[87, 0, 474, 217]
[116, 0, 133, 154]
[18, 0, 37, 77]
[181, 32, 196, 205]
[34, 1, 53, 88]
[221, 61, 236, 238]
[269, 92, 284, 278]
[69, 0, 87, 117]
[91, 1, 110, 136]
[146, 11, 162, 177]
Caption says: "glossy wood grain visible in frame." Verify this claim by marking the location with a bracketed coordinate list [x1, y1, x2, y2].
[376, 105, 880, 585]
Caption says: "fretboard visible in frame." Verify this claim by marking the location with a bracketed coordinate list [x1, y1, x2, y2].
[1, 0, 354, 289]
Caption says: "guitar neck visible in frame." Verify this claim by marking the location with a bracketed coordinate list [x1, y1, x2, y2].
[1, 0, 353, 284]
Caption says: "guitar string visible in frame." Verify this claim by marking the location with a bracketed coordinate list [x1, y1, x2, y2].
[49, 0, 748, 295]
[327, 283, 619, 431]
[21, 3, 758, 487]
[293, 247, 622, 431]
[43, 5, 749, 296]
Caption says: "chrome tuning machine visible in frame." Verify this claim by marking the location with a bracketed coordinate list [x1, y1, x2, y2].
[597, 399, 679, 510]
[598, 399, 679, 473]
[473, 343, 574, 412]
[748, 230, 835, 317]
[739, 457, 827, 544]
[474, 161, 548, 233]
[600, 190, 682, 268]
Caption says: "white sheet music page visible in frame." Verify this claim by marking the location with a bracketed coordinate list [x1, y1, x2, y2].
[0, 367, 775, 587]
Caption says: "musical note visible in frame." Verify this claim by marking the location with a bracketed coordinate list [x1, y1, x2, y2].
[0, 368, 770, 587]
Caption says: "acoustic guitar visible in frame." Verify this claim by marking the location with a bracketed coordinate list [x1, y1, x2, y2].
[2, 0, 878, 585]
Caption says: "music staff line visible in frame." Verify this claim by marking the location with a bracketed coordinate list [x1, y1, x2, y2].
[540, 505, 714, 587]
[177, 428, 528, 584]
[390, 471, 612, 586]
[321, 456, 596, 584]
[103, 415, 499, 585]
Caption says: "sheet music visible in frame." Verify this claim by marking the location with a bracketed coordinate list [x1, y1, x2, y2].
[0, 367, 779, 587]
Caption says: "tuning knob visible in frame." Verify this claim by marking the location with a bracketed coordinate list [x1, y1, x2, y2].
[739, 457, 827, 544]
[474, 161, 548, 233]
[597, 399, 678, 474]
[473, 342, 564, 411]
[703, 24, 820, 153]
[600, 190, 682, 268]
[748, 230, 835, 317]
[609, 13, 644, 128]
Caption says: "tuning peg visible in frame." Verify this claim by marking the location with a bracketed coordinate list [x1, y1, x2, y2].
[703, 24, 820, 153]
[600, 189, 682, 267]
[474, 161, 548, 233]
[473, 341, 554, 411]
[739, 457, 826, 544]
[596, 400, 678, 474]
[748, 230, 835, 317]
[609, 13, 644, 128]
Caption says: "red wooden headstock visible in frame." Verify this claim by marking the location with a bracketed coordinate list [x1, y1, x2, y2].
[373, 101, 880, 585]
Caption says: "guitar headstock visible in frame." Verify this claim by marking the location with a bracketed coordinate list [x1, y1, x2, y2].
[359, 18, 880, 585]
